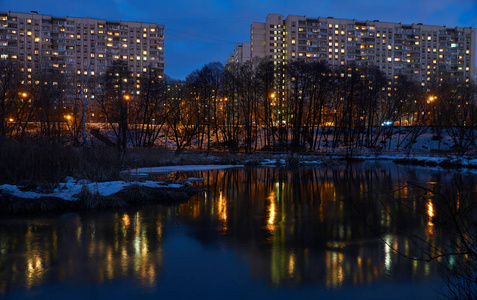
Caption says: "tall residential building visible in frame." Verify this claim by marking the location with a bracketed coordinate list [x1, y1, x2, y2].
[228, 42, 251, 64]
[250, 14, 476, 84]
[0, 11, 164, 98]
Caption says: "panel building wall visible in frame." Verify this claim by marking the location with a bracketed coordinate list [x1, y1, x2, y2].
[250, 13, 476, 84]
[0, 11, 165, 104]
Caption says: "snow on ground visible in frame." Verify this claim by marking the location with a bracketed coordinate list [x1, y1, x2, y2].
[0, 165, 244, 202]
[0, 178, 186, 201]
[122, 164, 243, 175]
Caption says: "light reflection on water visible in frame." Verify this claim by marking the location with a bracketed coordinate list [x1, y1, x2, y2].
[1, 161, 475, 299]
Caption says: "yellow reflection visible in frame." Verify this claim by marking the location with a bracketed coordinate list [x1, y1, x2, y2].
[218, 191, 228, 222]
[106, 248, 113, 280]
[267, 191, 277, 232]
[427, 200, 434, 235]
[325, 251, 344, 288]
[156, 220, 162, 239]
[288, 253, 295, 278]
[26, 254, 44, 289]
[122, 214, 131, 228]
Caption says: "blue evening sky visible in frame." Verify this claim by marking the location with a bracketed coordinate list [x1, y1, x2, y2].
[1, 0, 476, 80]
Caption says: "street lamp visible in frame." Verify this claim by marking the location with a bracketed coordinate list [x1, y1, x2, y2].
[427, 95, 436, 104]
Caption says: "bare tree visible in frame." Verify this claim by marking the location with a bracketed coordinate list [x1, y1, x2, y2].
[164, 80, 200, 154]
[95, 62, 133, 152]
[128, 67, 167, 147]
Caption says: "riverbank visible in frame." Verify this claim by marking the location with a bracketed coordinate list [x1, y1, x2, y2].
[0, 180, 200, 215]
[0, 165, 249, 215]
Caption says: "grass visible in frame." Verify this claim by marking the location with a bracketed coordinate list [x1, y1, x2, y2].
[0, 139, 171, 185]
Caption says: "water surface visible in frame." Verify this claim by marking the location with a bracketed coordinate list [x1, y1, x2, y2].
[1, 161, 473, 299]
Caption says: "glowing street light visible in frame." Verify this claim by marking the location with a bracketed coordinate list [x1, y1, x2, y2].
[270, 92, 276, 99]
[427, 95, 436, 104]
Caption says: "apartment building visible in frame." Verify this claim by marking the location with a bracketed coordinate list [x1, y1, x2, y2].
[250, 14, 476, 84]
[228, 42, 251, 64]
[0, 11, 164, 98]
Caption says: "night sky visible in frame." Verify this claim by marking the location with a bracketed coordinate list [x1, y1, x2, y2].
[2, 0, 476, 80]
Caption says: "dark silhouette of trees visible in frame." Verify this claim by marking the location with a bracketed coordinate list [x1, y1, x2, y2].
[128, 67, 167, 147]
[164, 79, 200, 154]
[0, 56, 475, 155]
[96, 62, 133, 152]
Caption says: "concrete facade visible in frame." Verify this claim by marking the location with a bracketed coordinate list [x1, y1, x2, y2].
[250, 13, 476, 84]
[0, 11, 164, 93]
[228, 42, 251, 64]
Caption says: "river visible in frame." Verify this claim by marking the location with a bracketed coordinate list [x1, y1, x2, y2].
[1, 161, 475, 299]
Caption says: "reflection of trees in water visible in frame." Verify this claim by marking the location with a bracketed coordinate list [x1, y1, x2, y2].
[0, 210, 165, 294]
[1, 164, 474, 298]
[394, 177, 477, 299]
[174, 164, 458, 288]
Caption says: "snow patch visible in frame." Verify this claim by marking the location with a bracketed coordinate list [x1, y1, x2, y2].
[0, 180, 188, 202]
